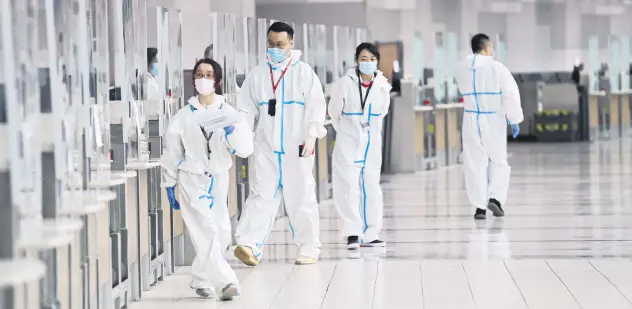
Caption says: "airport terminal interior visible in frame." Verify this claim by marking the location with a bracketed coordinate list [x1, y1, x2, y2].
[1, 0, 632, 308]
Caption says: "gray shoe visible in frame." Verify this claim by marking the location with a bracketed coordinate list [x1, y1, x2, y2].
[487, 199, 505, 217]
[220, 283, 240, 301]
[196, 288, 215, 298]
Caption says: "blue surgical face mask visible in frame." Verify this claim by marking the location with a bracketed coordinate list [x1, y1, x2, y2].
[150, 63, 159, 77]
[358, 61, 378, 75]
[268, 48, 287, 63]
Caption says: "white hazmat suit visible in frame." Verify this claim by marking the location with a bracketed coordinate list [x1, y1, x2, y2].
[234, 50, 327, 261]
[455, 54, 523, 210]
[328, 69, 391, 243]
[161, 95, 253, 293]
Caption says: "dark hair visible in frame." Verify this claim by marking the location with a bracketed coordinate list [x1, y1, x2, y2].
[471, 33, 490, 54]
[192, 58, 223, 95]
[147, 47, 158, 68]
[267, 22, 294, 39]
[355, 42, 380, 62]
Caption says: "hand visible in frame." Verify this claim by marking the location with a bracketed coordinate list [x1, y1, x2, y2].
[166, 187, 180, 210]
[223, 125, 235, 135]
[301, 137, 316, 157]
[511, 124, 520, 139]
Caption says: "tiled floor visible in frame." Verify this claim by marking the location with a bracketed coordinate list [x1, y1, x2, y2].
[129, 137, 632, 309]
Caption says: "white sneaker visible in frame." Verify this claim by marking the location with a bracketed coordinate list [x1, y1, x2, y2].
[220, 283, 240, 301]
[234, 245, 259, 266]
[295, 255, 318, 265]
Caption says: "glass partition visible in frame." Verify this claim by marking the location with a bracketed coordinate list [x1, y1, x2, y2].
[412, 32, 424, 83]
[588, 36, 600, 93]
[434, 31, 446, 104]
[609, 36, 621, 93]
[621, 35, 630, 92]
[446, 32, 458, 102]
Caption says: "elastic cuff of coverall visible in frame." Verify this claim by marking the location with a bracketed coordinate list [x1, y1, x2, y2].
[189, 280, 215, 290]
[307, 122, 327, 139]
[298, 245, 321, 258]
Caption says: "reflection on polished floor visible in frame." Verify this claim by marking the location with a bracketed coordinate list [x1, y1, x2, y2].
[129, 138, 632, 309]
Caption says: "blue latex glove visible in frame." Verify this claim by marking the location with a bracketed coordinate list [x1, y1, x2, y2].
[224, 125, 235, 135]
[166, 187, 180, 210]
[510, 124, 520, 139]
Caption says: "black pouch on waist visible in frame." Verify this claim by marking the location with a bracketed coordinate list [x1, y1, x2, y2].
[268, 98, 276, 116]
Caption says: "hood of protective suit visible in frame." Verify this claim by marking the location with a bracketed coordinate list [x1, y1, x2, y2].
[187, 94, 226, 111]
[268, 50, 303, 69]
[466, 54, 494, 69]
[344, 68, 391, 91]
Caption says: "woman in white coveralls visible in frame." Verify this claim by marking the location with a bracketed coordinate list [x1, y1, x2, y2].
[160, 58, 253, 301]
[328, 42, 392, 249]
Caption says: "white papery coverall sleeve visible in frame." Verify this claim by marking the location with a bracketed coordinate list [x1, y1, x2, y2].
[327, 81, 345, 132]
[498, 64, 524, 124]
[160, 113, 184, 188]
[236, 69, 260, 132]
[222, 120, 254, 158]
[302, 70, 327, 139]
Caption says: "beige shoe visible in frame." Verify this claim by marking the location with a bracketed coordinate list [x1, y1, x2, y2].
[234, 245, 259, 266]
[295, 255, 318, 265]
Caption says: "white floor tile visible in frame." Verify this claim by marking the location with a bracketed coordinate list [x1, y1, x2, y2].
[589, 259, 632, 302]
[269, 262, 337, 309]
[462, 260, 528, 309]
[547, 259, 632, 309]
[421, 260, 475, 309]
[219, 264, 295, 308]
[504, 260, 580, 309]
[319, 260, 379, 309]
[372, 260, 423, 309]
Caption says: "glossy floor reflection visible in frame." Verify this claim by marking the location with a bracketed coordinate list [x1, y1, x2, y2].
[130, 137, 632, 309]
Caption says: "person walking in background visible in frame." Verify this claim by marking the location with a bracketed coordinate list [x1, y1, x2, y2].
[454, 33, 523, 220]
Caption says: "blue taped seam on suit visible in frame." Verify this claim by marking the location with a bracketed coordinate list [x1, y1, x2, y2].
[224, 131, 237, 155]
[361, 104, 375, 233]
[177, 160, 184, 167]
[198, 176, 215, 209]
[255, 218, 275, 257]
[465, 110, 495, 114]
[461, 91, 502, 96]
[343, 111, 382, 117]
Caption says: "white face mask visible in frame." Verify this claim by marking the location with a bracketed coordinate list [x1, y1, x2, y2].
[195, 78, 215, 96]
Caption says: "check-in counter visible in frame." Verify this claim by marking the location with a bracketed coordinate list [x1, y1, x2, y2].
[413, 106, 437, 170]
[435, 103, 464, 166]
[622, 92, 631, 133]
[588, 92, 606, 141]
[610, 93, 621, 138]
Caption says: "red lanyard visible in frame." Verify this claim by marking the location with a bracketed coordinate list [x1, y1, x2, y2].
[269, 62, 292, 94]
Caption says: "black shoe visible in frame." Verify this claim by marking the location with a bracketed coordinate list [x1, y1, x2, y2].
[347, 236, 360, 250]
[361, 239, 386, 248]
[487, 198, 505, 217]
[474, 208, 487, 220]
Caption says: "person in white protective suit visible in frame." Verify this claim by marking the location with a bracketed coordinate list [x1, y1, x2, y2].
[161, 58, 253, 300]
[233, 22, 327, 266]
[328, 42, 392, 250]
[145, 48, 161, 101]
[454, 33, 523, 220]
